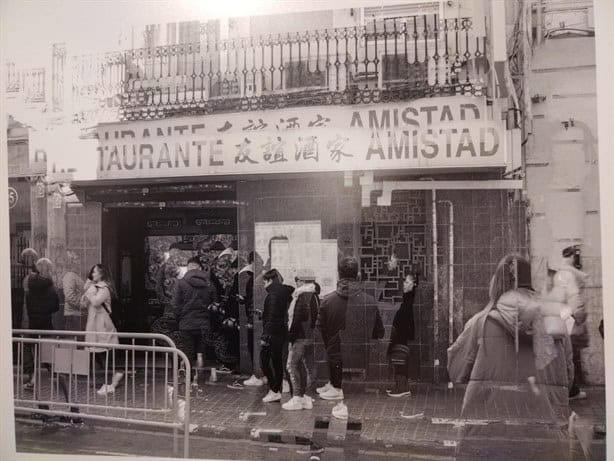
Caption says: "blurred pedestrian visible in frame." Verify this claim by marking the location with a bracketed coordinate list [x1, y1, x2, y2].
[549, 246, 589, 400]
[386, 273, 418, 398]
[283, 269, 319, 411]
[260, 269, 294, 403]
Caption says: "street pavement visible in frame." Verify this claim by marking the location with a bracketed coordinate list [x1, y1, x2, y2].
[13, 369, 606, 460]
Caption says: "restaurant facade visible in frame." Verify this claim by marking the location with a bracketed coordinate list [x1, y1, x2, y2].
[10, 1, 535, 385]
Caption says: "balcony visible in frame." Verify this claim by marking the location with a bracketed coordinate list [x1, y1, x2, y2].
[55, 14, 490, 123]
[5, 63, 46, 103]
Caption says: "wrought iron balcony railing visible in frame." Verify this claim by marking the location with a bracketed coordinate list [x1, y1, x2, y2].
[65, 14, 489, 122]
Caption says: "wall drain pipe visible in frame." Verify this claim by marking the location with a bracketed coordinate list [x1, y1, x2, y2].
[438, 200, 454, 346]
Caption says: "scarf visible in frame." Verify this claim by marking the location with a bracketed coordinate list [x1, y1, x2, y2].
[287, 283, 316, 331]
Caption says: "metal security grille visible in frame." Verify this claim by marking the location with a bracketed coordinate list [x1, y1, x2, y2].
[360, 190, 429, 303]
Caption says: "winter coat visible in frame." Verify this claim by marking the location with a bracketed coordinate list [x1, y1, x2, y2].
[26, 274, 59, 330]
[387, 290, 416, 355]
[317, 279, 385, 344]
[288, 283, 319, 343]
[549, 263, 589, 348]
[447, 288, 574, 422]
[83, 281, 118, 352]
[173, 269, 218, 331]
[62, 271, 84, 317]
[262, 282, 294, 339]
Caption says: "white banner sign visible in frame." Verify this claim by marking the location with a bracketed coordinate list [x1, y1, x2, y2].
[38, 96, 507, 181]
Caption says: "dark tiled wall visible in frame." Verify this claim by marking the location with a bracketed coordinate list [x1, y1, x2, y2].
[236, 178, 527, 385]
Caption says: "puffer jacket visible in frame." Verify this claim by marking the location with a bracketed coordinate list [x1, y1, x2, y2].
[317, 279, 385, 343]
[173, 269, 218, 331]
[26, 274, 59, 329]
[262, 282, 294, 339]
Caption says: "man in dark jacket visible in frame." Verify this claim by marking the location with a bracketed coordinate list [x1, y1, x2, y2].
[173, 257, 217, 380]
[317, 257, 385, 400]
[260, 269, 294, 403]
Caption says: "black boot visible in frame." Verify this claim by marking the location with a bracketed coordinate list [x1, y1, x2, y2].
[387, 374, 410, 397]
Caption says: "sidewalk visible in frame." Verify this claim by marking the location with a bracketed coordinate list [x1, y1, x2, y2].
[14, 368, 606, 458]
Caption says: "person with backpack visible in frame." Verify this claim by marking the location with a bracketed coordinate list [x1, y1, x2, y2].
[282, 270, 320, 411]
[173, 256, 218, 382]
[81, 264, 123, 396]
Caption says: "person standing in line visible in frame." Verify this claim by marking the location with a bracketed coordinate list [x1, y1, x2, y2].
[282, 270, 320, 411]
[260, 269, 294, 403]
[173, 256, 218, 383]
[22, 257, 81, 420]
[317, 257, 385, 401]
[62, 251, 86, 332]
[386, 273, 418, 397]
[82, 264, 123, 396]
[239, 252, 264, 387]
[20, 248, 39, 329]
[23, 257, 60, 388]
[549, 246, 590, 400]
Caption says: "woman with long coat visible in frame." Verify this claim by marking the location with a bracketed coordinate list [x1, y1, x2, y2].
[386, 273, 417, 397]
[81, 264, 123, 395]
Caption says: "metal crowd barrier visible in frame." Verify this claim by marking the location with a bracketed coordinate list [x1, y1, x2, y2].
[12, 329, 192, 458]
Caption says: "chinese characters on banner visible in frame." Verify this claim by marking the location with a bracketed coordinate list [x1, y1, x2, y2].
[73, 96, 506, 180]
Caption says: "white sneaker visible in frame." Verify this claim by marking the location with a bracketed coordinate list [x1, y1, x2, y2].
[282, 396, 304, 411]
[262, 390, 282, 403]
[97, 384, 115, 396]
[316, 382, 333, 394]
[319, 387, 344, 400]
[569, 391, 587, 400]
[302, 395, 314, 410]
[282, 379, 290, 393]
[332, 401, 348, 420]
[243, 375, 264, 387]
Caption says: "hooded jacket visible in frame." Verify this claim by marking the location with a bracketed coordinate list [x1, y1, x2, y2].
[317, 279, 385, 343]
[173, 269, 218, 331]
[288, 283, 319, 342]
[262, 282, 294, 339]
[26, 274, 59, 328]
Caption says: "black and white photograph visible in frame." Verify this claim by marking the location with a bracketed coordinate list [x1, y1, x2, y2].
[0, 1, 612, 460]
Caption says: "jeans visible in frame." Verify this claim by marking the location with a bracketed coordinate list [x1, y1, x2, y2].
[64, 315, 86, 332]
[287, 339, 311, 397]
[326, 333, 343, 389]
[260, 336, 285, 393]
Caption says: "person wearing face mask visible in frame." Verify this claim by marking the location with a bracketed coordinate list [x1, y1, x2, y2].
[386, 273, 418, 398]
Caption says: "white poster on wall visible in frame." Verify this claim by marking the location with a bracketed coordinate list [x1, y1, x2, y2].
[254, 220, 338, 295]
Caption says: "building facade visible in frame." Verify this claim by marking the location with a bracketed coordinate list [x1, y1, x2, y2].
[5, 0, 602, 386]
